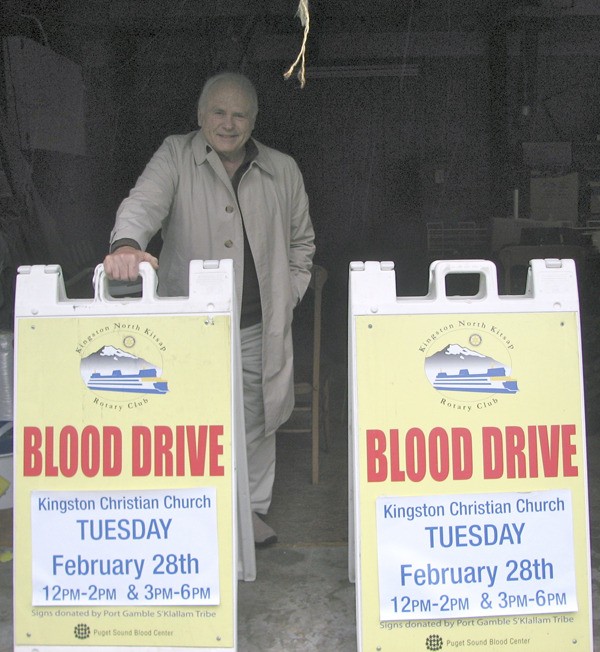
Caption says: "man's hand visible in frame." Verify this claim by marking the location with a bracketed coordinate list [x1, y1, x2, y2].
[102, 246, 159, 281]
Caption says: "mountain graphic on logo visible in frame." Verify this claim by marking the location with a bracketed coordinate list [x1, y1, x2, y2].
[424, 344, 518, 394]
[80, 345, 168, 395]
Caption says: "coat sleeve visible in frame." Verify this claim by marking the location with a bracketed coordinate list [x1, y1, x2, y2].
[110, 137, 180, 250]
[288, 161, 315, 306]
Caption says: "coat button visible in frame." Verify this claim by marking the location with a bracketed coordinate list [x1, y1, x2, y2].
[225, 205, 235, 213]
[224, 240, 233, 248]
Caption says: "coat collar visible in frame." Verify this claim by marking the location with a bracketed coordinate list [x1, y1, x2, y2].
[191, 130, 276, 176]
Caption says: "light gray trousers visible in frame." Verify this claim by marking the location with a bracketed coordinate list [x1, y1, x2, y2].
[240, 321, 276, 514]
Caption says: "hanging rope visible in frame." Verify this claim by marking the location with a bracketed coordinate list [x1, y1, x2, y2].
[283, 0, 310, 88]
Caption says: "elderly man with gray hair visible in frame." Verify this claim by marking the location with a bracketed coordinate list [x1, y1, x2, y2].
[104, 71, 315, 546]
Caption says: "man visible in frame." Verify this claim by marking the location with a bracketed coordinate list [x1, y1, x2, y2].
[103, 72, 315, 546]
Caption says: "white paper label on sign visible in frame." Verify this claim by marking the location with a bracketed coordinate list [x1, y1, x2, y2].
[31, 488, 220, 606]
[376, 489, 576, 620]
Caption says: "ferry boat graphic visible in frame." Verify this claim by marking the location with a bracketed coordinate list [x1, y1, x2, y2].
[433, 367, 518, 394]
[86, 368, 168, 394]
[425, 343, 519, 395]
[80, 345, 169, 396]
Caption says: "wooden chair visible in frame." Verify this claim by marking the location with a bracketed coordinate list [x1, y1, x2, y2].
[278, 264, 328, 484]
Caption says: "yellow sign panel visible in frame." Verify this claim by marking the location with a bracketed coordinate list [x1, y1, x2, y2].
[14, 314, 235, 648]
[355, 311, 590, 651]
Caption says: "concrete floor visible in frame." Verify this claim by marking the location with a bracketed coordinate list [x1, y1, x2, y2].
[1, 366, 600, 651]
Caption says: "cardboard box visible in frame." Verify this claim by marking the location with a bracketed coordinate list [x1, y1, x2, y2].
[589, 181, 600, 214]
[529, 171, 579, 222]
[523, 141, 572, 168]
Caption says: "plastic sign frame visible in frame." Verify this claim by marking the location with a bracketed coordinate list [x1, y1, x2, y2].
[13, 260, 253, 652]
[348, 259, 592, 652]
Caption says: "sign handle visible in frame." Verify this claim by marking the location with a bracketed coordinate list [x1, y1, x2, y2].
[428, 259, 499, 301]
[93, 261, 157, 303]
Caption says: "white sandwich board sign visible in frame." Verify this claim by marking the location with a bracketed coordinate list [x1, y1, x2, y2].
[349, 259, 592, 652]
[13, 260, 253, 651]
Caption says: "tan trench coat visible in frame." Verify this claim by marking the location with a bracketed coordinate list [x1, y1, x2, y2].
[110, 130, 315, 434]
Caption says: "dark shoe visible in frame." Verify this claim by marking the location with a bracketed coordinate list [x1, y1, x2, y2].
[252, 512, 277, 547]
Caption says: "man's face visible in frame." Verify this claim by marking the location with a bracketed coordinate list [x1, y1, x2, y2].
[198, 82, 256, 161]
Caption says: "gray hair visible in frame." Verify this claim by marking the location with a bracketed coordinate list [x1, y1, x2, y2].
[197, 72, 258, 121]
